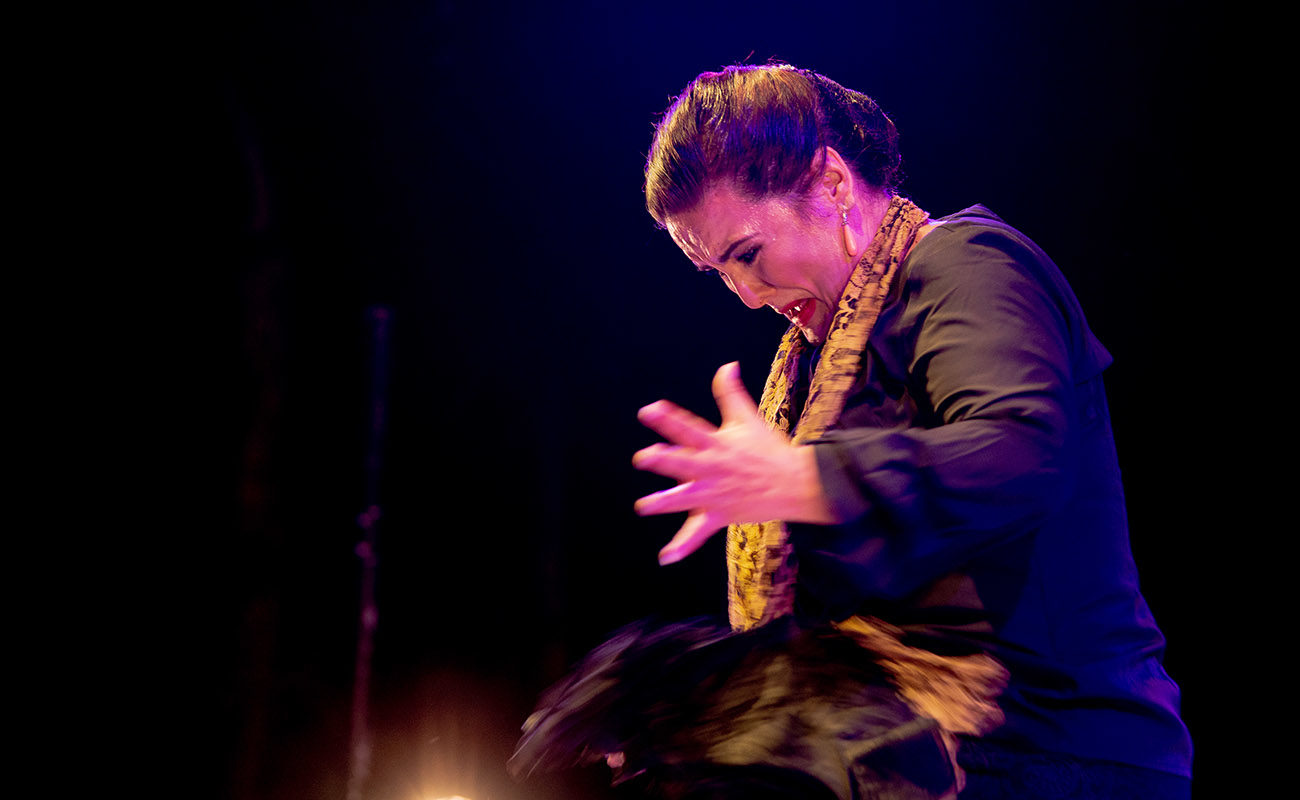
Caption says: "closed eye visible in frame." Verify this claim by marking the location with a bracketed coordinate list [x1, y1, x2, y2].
[735, 246, 760, 265]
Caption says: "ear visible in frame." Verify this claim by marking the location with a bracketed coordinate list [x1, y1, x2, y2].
[817, 147, 862, 256]
[817, 146, 859, 212]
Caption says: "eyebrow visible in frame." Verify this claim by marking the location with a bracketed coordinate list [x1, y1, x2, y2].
[710, 234, 757, 267]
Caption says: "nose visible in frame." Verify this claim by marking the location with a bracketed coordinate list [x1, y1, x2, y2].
[721, 270, 767, 310]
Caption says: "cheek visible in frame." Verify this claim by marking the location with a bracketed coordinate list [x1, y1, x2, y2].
[806, 234, 850, 292]
[781, 249, 830, 290]
[780, 229, 836, 286]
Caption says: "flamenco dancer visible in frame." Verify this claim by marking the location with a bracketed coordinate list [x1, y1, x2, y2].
[512, 64, 1192, 799]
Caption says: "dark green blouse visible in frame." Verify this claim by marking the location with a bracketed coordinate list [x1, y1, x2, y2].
[791, 206, 1192, 778]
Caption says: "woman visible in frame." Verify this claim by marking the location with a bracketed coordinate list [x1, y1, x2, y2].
[514, 64, 1191, 799]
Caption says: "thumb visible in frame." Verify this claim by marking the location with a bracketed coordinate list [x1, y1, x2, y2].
[712, 362, 759, 424]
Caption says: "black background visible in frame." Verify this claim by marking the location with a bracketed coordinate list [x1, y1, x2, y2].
[180, 2, 1240, 797]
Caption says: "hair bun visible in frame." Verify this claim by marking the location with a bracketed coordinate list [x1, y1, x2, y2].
[645, 64, 903, 225]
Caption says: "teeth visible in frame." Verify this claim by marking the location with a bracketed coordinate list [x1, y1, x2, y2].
[779, 300, 809, 323]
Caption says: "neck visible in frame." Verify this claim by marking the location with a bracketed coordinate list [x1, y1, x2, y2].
[847, 191, 894, 264]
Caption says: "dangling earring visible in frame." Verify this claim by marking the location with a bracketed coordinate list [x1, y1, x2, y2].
[839, 205, 856, 257]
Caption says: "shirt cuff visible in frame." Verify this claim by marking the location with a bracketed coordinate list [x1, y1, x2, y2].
[812, 441, 872, 524]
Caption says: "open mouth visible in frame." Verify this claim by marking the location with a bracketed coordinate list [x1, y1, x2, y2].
[780, 298, 816, 328]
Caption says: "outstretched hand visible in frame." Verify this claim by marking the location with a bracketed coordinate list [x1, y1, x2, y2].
[633, 362, 834, 565]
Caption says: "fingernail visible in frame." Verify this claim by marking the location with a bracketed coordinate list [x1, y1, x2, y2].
[658, 547, 681, 566]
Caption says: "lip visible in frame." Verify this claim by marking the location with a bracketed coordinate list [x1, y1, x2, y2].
[778, 298, 817, 329]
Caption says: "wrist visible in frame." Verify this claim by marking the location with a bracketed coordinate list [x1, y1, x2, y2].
[793, 445, 837, 524]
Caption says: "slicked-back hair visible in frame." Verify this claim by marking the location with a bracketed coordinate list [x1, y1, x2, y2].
[645, 64, 902, 227]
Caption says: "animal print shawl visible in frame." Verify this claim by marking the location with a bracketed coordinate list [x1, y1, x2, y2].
[725, 194, 1006, 744]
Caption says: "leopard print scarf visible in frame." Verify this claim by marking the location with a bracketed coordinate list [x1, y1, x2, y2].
[725, 195, 1006, 743]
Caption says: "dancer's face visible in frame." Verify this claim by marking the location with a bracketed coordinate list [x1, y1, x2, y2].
[666, 181, 852, 343]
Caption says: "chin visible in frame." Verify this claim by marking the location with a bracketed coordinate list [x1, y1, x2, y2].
[800, 327, 825, 344]
[803, 316, 832, 344]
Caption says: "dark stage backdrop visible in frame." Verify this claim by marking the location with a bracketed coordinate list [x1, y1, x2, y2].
[191, 2, 1230, 798]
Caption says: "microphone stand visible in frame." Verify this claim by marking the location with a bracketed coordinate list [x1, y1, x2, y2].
[346, 306, 391, 800]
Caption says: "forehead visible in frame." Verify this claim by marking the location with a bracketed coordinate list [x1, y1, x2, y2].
[664, 183, 800, 265]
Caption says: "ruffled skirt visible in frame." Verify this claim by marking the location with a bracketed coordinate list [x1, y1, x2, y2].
[510, 618, 960, 799]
